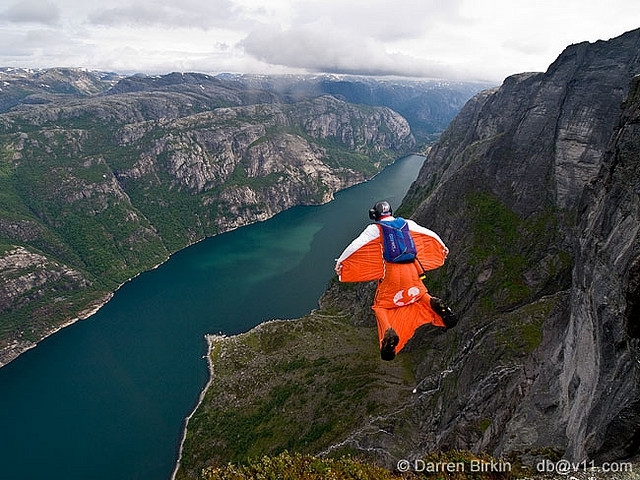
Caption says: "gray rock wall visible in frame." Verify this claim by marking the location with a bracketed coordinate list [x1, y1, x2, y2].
[394, 28, 640, 465]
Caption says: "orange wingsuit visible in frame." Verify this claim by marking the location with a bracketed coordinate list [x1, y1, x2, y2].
[335, 210, 449, 357]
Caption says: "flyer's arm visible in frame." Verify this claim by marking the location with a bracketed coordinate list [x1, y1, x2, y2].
[407, 220, 449, 271]
[335, 225, 385, 282]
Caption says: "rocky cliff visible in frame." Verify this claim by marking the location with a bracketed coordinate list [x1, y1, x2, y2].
[515, 73, 640, 464]
[0, 70, 423, 366]
[175, 28, 640, 477]
[397, 28, 640, 464]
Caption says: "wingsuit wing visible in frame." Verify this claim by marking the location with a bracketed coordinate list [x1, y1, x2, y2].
[336, 224, 384, 282]
[406, 220, 449, 271]
[336, 219, 449, 282]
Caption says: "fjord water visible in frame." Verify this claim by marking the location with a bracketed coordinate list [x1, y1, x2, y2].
[0, 155, 424, 480]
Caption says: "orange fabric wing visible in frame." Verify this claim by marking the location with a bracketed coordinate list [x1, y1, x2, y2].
[412, 231, 448, 271]
[339, 240, 384, 282]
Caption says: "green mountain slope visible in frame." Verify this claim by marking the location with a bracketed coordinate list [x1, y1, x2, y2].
[0, 70, 415, 366]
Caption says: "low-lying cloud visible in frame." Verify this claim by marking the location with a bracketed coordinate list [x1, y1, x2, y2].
[241, 23, 455, 78]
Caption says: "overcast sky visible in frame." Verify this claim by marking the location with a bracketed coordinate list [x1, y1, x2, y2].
[1, 0, 639, 82]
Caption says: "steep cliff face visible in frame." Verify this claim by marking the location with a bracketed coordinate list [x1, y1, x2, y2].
[108, 95, 411, 234]
[528, 75, 640, 463]
[0, 71, 415, 366]
[396, 28, 640, 463]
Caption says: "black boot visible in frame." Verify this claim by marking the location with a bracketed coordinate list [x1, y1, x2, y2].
[380, 328, 399, 361]
[430, 297, 458, 329]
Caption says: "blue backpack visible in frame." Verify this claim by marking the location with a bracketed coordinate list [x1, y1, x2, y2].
[376, 218, 417, 263]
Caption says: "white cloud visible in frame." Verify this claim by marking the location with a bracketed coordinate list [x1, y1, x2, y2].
[240, 22, 457, 78]
[1, 0, 61, 26]
[238, 0, 469, 78]
[87, 0, 241, 30]
[0, 0, 639, 81]
[288, 0, 464, 42]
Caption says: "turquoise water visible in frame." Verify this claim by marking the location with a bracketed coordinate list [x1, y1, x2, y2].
[0, 155, 425, 480]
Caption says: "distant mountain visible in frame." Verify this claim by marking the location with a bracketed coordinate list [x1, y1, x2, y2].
[215, 74, 493, 144]
[216, 73, 492, 144]
[175, 28, 640, 477]
[0, 67, 121, 111]
[0, 68, 482, 366]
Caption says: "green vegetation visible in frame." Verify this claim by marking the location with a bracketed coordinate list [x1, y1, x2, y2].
[199, 450, 514, 480]
[175, 289, 552, 479]
[494, 297, 558, 355]
[465, 191, 572, 311]
[175, 310, 417, 479]
[0, 84, 412, 363]
[201, 451, 399, 480]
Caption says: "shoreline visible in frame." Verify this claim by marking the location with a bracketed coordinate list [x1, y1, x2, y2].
[0, 224, 256, 369]
[0, 153, 422, 369]
[0, 218, 260, 369]
[0, 254, 170, 369]
[0, 292, 114, 368]
[171, 333, 223, 480]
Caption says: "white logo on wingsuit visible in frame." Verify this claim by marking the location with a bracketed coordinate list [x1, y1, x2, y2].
[393, 286, 421, 306]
